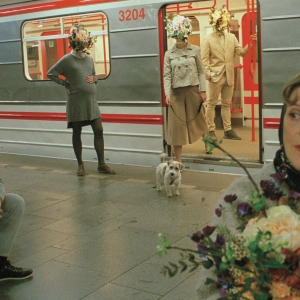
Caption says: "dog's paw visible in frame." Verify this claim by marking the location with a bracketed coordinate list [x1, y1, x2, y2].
[174, 192, 180, 196]
[167, 193, 172, 197]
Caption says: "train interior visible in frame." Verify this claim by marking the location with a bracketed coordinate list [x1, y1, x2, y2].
[165, 0, 260, 172]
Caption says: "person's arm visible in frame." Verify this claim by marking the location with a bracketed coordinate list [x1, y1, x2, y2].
[195, 47, 207, 102]
[200, 37, 211, 81]
[163, 51, 172, 104]
[86, 59, 98, 84]
[235, 34, 257, 57]
[92, 59, 98, 84]
[47, 59, 70, 89]
[0, 178, 5, 220]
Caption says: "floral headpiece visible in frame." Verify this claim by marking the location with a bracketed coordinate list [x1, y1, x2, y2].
[68, 23, 95, 52]
[164, 13, 192, 41]
[208, 5, 234, 34]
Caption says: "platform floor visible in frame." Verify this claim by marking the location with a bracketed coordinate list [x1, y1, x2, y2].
[0, 153, 242, 300]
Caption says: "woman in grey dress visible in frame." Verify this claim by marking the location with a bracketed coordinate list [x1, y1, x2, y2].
[47, 23, 115, 176]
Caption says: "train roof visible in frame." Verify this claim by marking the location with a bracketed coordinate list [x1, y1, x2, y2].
[0, 0, 122, 18]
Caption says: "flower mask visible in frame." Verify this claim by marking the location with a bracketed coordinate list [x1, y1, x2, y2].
[209, 5, 234, 34]
[68, 23, 95, 52]
[164, 14, 192, 41]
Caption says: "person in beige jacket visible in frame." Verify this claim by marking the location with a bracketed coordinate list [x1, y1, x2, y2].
[164, 14, 209, 161]
[201, 6, 255, 140]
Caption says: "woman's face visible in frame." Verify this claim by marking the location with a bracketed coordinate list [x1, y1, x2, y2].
[175, 38, 187, 48]
[283, 86, 300, 171]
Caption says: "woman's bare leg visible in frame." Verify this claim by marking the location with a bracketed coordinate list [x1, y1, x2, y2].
[173, 145, 182, 162]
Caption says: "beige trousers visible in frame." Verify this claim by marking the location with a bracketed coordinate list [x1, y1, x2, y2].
[167, 86, 208, 146]
[206, 74, 234, 132]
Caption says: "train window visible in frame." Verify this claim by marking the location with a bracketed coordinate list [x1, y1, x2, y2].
[22, 12, 110, 81]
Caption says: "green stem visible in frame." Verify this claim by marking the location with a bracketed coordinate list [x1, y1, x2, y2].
[210, 140, 260, 194]
[167, 246, 199, 254]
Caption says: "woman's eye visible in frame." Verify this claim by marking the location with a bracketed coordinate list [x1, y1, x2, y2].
[290, 112, 300, 119]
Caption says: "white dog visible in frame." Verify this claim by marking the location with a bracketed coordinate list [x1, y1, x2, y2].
[156, 159, 184, 197]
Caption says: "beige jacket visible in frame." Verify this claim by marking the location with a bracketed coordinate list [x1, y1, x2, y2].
[163, 43, 206, 96]
[201, 32, 248, 86]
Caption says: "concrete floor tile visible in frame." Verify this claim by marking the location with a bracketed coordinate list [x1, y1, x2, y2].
[10, 228, 72, 261]
[81, 283, 161, 300]
[14, 247, 67, 269]
[112, 262, 192, 296]
[0, 153, 243, 300]
[42, 216, 100, 234]
[17, 214, 57, 236]
[159, 270, 202, 300]
[0, 260, 113, 300]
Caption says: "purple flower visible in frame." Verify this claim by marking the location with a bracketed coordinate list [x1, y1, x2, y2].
[260, 180, 283, 200]
[289, 190, 299, 199]
[191, 231, 204, 243]
[215, 234, 226, 247]
[202, 225, 216, 237]
[215, 205, 222, 217]
[219, 288, 227, 298]
[224, 194, 237, 203]
[237, 202, 252, 216]
[197, 244, 207, 254]
[270, 172, 286, 182]
[214, 256, 222, 269]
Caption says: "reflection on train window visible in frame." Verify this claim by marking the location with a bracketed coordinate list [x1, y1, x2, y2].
[22, 13, 110, 81]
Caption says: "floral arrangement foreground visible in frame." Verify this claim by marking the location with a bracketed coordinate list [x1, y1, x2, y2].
[157, 137, 300, 300]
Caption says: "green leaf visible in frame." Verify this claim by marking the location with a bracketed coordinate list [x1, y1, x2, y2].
[188, 253, 196, 263]
[219, 262, 228, 270]
[178, 261, 188, 273]
[202, 258, 214, 269]
[190, 264, 200, 272]
[263, 260, 287, 269]
[205, 277, 217, 285]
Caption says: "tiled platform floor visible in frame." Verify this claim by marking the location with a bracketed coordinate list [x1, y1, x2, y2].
[0, 153, 241, 300]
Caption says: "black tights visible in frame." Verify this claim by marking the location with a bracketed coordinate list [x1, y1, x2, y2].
[72, 118, 105, 166]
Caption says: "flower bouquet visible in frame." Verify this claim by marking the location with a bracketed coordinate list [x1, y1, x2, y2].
[164, 13, 192, 40]
[209, 5, 234, 34]
[68, 22, 97, 53]
[157, 137, 300, 300]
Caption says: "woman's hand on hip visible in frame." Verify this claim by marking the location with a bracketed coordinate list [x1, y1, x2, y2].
[86, 75, 95, 84]
[166, 95, 171, 105]
[200, 92, 207, 102]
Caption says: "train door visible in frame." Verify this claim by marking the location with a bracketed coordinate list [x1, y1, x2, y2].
[160, 0, 261, 169]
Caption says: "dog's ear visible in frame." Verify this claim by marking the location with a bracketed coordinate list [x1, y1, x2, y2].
[179, 163, 185, 171]
[162, 165, 167, 176]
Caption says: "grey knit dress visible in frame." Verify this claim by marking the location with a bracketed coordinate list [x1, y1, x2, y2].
[47, 52, 100, 128]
